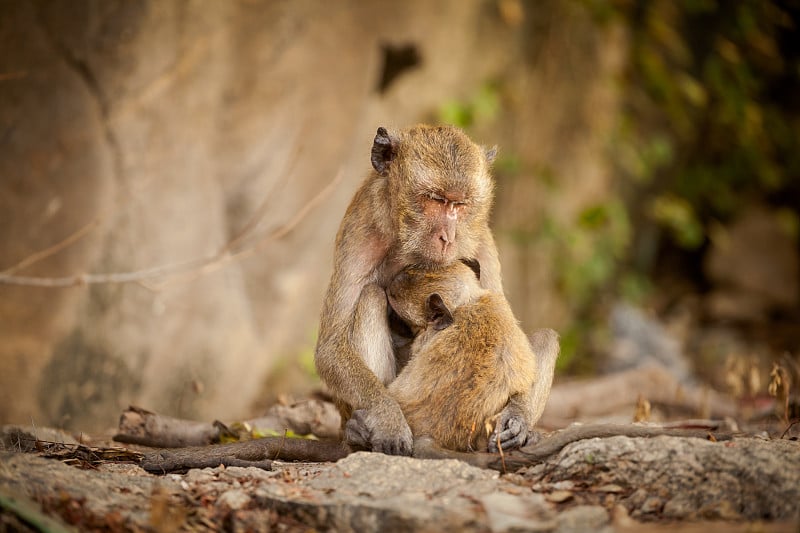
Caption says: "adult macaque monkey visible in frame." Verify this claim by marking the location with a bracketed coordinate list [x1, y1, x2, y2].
[314, 125, 502, 455]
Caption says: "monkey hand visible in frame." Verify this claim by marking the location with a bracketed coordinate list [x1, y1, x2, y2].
[488, 404, 530, 453]
[344, 397, 414, 456]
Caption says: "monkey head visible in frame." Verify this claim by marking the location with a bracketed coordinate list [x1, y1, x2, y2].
[386, 260, 484, 334]
[371, 125, 496, 267]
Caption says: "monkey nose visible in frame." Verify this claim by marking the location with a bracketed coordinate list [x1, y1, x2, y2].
[438, 231, 451, 245]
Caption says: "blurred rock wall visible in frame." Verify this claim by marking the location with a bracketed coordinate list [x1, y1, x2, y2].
[0, 0, 624, 430]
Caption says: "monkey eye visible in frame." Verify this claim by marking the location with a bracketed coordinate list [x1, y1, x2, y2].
[426, 192, 468, 208]
[427, 192, 447, 204]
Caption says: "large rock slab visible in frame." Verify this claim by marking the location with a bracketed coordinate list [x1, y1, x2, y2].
[521, 435, 800, 521]
[0, 1, 625, 431]
[2, 435, 798, 531]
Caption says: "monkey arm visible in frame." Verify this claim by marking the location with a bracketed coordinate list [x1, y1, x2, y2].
[488, 329, 560, 453]
[314, 226, 394, 411]
[474, 227, 503, 294]
[351, 284, 397, 385]
[314, 299, 390, 412]
[315, 276, 414, 456]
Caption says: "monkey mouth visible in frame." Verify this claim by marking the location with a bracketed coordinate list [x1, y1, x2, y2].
[403, 241, 457, 269]
[430, 243, 457, 265]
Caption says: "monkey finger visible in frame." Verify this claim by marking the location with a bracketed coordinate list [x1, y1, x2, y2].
[488, 430, 528, 452]
[488, 418, 527, 452]
[397, 436, 413, 456]
[372, 434, 413, 456]
[526, 429, 543, 447]
[344, 411, 372, 449]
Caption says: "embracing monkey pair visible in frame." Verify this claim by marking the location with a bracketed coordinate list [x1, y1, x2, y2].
[314, 125, 559, 455]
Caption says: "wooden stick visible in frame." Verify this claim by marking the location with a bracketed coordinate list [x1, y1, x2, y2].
[140, 438, 349, 474]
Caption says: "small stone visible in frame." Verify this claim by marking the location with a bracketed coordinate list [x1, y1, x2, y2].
[480, 492, 555, 532]
[698, 500, 742, 520]
[216, 489, 251, 511]
[594, 484, 624, 493]
[611, 504, 635, 528]
[556, 505, 610, 533]
[545, 491, 574, 503]
[552, 480, 575, 491]
[184, 468, 216, 484]
[640, 497, 663, 514]
[705, 205, 799, 319]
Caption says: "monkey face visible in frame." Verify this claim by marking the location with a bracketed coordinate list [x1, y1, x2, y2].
[372, 125, 495, 268]
[386, 261, 483, 331]
[415, 190, 467, 264]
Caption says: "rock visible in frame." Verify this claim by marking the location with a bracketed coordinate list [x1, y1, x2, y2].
[3, 432, 799, 531]
[639, 497, 663, 514]
[704, 205, 799, 321]
[480, 492, 555, 532]
[216, 489, 251, 511]
[555, 505, 611, 533]
[1, 425, 79, 452]
[0, 0, 625, 432]
[300, 452, 512, 531]
[605, 303, 693, 384]
[0, 450, 592, 532]
[524, 435, 800, 520]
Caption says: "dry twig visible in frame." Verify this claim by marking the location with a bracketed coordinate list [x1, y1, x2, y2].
[0, 170, 343, 289]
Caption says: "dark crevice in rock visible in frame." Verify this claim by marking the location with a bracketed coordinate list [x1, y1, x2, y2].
[32, 5, 124, 184]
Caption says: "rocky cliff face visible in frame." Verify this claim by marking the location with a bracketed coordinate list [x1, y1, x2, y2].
[0, 0, 623, 429]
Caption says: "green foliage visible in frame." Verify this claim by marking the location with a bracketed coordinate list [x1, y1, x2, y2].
[649, 194, 704, 249]
[616, 131, 674, 184]
[219, 422, 318, 443]
[437, 2, 799, 373]
[437, 83, 501, 128]
[251, 428, 317, 440]
[297, 340, 319, 381]
[555, 325, 581, 373]
[531, 199, 633, 373]
[494, 153, 523, 175]
[618, 271, 652, 304]
[619, 0, 800, 252]
[541, 200, 632, 311]
[775, 207, 800, 241]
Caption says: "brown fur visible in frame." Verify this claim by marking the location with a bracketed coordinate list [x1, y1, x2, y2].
[387, 261, 537, 451]
[314, 125, 501, 455]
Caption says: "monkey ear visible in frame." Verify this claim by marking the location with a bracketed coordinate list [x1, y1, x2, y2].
[484, 145, 498, 165]
[460, 258, 481, 281]
[371, 126, 397, 176]
[426, 293, 454, 331]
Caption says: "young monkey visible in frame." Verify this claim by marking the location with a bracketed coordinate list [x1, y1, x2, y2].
[383, 261, 549, 452]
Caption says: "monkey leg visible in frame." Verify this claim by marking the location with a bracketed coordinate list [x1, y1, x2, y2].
[527, 328, 560, 427]
[489, 328, 560, 453]
[344, 283, 414, 456]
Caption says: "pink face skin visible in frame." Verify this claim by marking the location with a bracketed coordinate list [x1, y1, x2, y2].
[418, 191, 469, 265]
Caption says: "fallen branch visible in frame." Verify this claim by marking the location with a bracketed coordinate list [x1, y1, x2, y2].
[413, 423, 730, 472]
[126, 421, 731, 474]
[113, 401, 341, 448]
[540, 365, 737, 427]
[112, 401, 737, 473]
[114, 406, 220, 448]
[0, 170, 343, 288]
[511, 422, 728, 464]
[140, 438, 349, 474]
